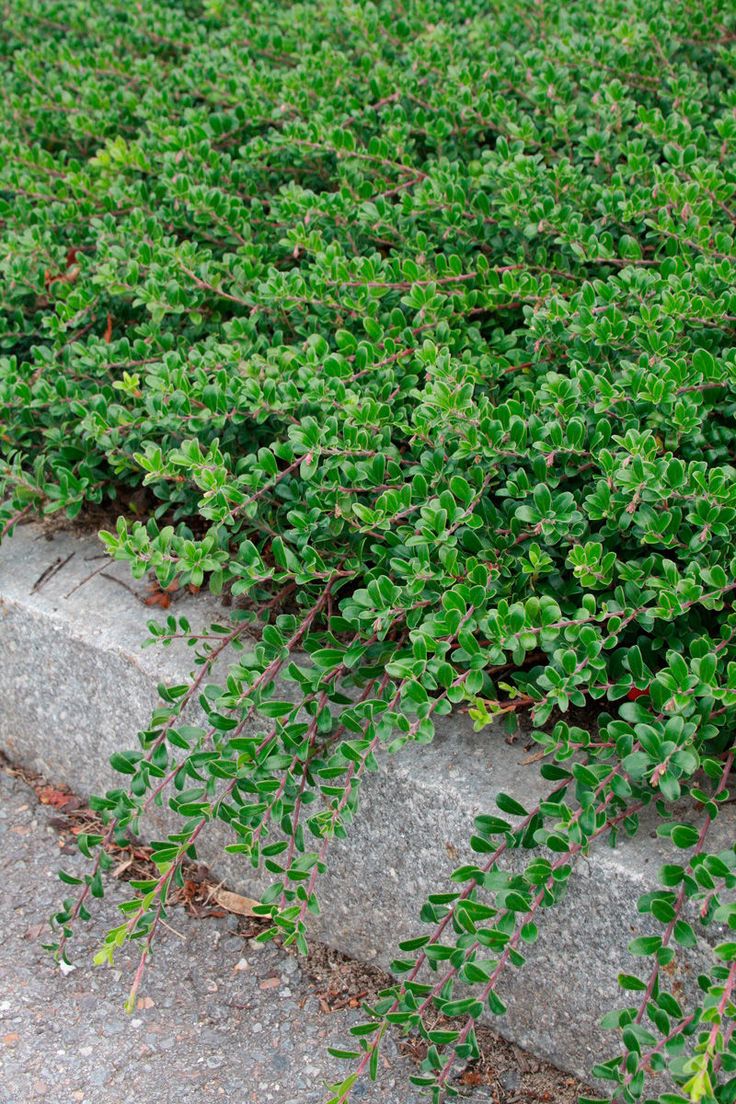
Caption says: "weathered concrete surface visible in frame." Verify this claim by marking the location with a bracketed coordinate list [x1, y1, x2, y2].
[1, 524, 731, 1081]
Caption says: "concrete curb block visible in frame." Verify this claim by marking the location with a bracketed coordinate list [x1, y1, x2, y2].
[1, 524, 730, 1081]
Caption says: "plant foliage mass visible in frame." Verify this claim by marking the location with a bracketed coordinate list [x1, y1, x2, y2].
[2, 0, 736, 1100]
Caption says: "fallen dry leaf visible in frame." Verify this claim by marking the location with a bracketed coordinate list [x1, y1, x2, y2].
[521, 748, 548, 765]
[211, 887, 260, 917]
[36, 785, 74, 808]
[44, 265, 80, 291]
[143, 590, 171, 609]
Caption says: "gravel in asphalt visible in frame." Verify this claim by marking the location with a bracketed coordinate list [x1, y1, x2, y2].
[0, 769, 431, 1104]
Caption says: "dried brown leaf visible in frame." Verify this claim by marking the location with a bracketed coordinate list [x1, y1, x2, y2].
[211, 887, 260, 917]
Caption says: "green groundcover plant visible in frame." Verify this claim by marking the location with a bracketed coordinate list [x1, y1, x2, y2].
[2, 0, 736, 1099]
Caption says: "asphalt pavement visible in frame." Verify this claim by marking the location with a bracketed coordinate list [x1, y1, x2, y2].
[0, 768, 426, 1104]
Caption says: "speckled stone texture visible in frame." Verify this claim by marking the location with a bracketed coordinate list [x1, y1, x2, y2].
[2, 524, 733, 1080]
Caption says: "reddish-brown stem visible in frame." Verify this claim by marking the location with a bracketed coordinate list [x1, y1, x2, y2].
[632, 751, 734, 1029]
